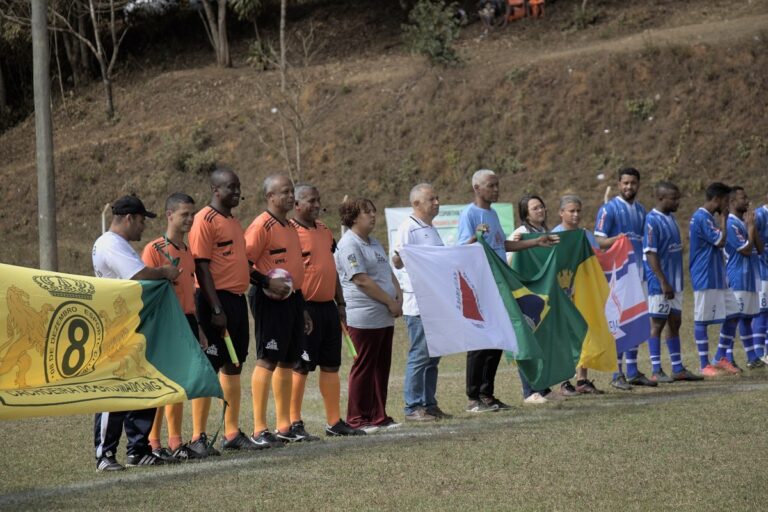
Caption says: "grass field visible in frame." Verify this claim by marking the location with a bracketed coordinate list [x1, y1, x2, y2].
[2, 316, 768, 511]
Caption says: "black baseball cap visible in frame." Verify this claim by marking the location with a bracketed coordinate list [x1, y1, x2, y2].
[111, 195, 157, 218]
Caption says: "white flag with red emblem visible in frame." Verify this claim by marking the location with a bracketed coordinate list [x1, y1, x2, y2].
[399, 244, 519, 357]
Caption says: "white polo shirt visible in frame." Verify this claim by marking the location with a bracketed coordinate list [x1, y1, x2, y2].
[92, 231, 145, 280]
[395, 215, 444, 316]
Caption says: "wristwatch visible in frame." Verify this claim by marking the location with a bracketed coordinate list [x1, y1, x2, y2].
[212, 305, 223, 315]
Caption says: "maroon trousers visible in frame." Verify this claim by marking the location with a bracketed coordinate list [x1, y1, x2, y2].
[346, 325, 395, 428]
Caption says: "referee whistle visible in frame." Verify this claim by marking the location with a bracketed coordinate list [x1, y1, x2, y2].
[223, 329, 240, 367]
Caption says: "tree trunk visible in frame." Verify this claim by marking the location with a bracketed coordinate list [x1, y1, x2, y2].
[279, 0, 286, 91]
[0, 58, 7, 111]
[98, 60, 114, 119]
[217, 0, 231, 67]
[31, 0, 59, 270]
[78, 15, 90, 74]
[62, 32, 83, 88]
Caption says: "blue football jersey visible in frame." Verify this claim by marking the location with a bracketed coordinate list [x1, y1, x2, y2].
[755, 205, 768, 281]
[688, 208, 727, 291]
[643, 209, 684, 295]
[724, 214, 760, 292]
[595, 196, 647, 280]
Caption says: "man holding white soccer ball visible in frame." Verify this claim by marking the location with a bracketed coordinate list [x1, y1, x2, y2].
[245, 174, 314, 447]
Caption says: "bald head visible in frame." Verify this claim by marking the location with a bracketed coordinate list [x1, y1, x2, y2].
[264, 174, 295, 217]
[263, 174, 293, 197]
[209, 166, 241, 211]
[210, 167, 237, 187]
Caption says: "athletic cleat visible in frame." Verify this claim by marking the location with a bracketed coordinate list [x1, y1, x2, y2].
[276, 429, 301, 443]
[171, 444, 204, 461]
[761, 355, 768, 365]
[747, 358, 766, 369]
[523, 392, 548, 404]
[221, 430, 263, 450]
[96, 454, 125, 472]
[187, 433, 214, 458]
[671, 368, 704, 381]
[627, 372, 658, 387]
[560, 381, 579, 396]
[713, 358, 741, 375]
[700, 364, 721, 378]
[152, 447, 180, 464]
[575, 379, 604, 394]
[288, 420, 320, 441]
[650, 370, 674, 384]
[325, 419, 366, 436]
[250, 429, 284, 448]
[126, 453, 166, 467]
[466, 399, 498, 413]
[482, 396, 512, 410]
[610, 374, 633, 391]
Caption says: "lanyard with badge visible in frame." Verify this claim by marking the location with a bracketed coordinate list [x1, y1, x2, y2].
[162, 234, 181, 267]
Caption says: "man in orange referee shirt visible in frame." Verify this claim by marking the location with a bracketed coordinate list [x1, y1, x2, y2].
[245, 174, 314, 446]
[143, 193, 212, 461]
[189, 168, 260, 452]
[290, 185, 365, 436]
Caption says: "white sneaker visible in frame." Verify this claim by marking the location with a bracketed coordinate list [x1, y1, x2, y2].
[761, 355, 768, 365]
[359, 425, 380, 434]
[383, 421, 402, 430]
[523, 392, 548, 404]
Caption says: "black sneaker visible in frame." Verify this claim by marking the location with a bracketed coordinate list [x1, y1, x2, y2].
[482, 396, 512, 410]
[221, 430, 262, 451]
[152, 447, 180, 464]
[251, 429, 284, 448]
[671, 368, 704, 381]
[575, 379, 605, 394]
[96, 454, 124, 472]
[747, 359, 766, 369]
[466, 399, 498, 413]
[187, 433, 215, 458]
[325, 419, 366, 436]
[288, 420, 320, 442]
[126, 453, 166, 467]
[171, 444, 204, 462]
[560, 380, 579, 396]
[650, 370, 674, 383]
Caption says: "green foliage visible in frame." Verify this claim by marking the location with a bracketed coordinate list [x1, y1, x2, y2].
[230, 0, 264, 22]
[246, 38, 276, 70]
[402, 0, 461, 67]
[504, 67, 529, 84]
[572, 2, 599, 30]
[160, 124, 218, 174]
[625, 97, 656, 121]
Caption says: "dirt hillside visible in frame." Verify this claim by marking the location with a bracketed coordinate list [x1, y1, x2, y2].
[1, 0, 767, 274]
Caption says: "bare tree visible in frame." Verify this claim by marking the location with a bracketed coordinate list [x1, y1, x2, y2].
[1, 0, 130, 119]
[251, 24, 336, 182]
[0, 56, 7, 113]
[199, 0, 231, 67]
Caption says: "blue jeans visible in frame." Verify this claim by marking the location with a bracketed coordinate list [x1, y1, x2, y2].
[403, 315, 441, 415]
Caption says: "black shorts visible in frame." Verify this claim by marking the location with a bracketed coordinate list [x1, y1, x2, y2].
[296, 301, 342, 372]
[196, 290, 249, 373]
[185, 314, 200, 341]
[248, 285, 303, 364]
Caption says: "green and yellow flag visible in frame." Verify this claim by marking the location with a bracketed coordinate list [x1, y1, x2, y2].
[512, 230, 616, 373]
[0, 263, 222, 419]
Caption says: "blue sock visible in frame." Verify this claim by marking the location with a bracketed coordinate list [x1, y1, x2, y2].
[666, 337, 683, 373]
[739, 319, 757, 362]
[716, 320, 737, 362]
[649, 337, 662, 373]
[695, 324, 710, 370]
[752, 312, 767, 358]
[626, 348, 640, 378]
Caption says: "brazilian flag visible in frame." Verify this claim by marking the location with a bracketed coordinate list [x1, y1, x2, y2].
[513, 230, 615, 373]
[480, 231, 603, 390]
[0, 263, 222, 419]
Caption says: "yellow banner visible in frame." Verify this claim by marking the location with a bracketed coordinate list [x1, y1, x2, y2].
[0, 264, 209, 419]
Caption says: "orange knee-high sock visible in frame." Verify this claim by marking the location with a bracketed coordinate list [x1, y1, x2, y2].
[290, 372, 308, 424]
[272, 367, 293, 433]
[165, 402, 184, 450]
[251, 366, 273, 434]
[319, 370, 341, 426]
[149, 407, 164, 450]
[219, 373, 241, 439]
[191, 397, 211, 440]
